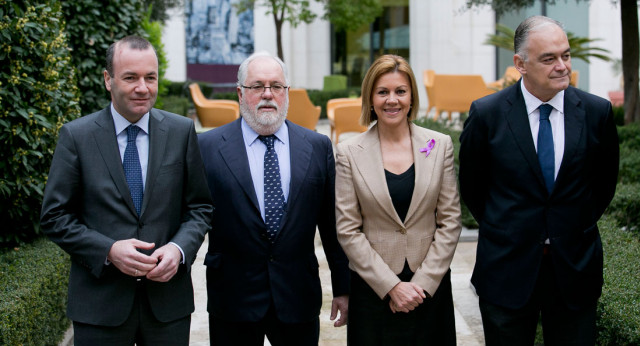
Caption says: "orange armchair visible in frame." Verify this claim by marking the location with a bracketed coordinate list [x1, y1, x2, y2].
[431, 74, 495, 121]
[286, 88, 321, 130]
[333, 103, 367, 143]
[189, 83, 239, 128]
[327, 97, 362, 141]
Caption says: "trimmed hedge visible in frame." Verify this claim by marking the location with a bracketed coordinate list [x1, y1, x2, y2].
[607, 183, 640, 234]
[597, 215, 640, 345]
[0, 238, 70, 345]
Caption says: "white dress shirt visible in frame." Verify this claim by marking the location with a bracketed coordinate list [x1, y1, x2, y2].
[521, 83, 565, 180]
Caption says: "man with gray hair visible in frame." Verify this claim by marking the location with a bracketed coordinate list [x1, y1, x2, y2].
[198, 51, 350, 345]
[460, 16, 619, 345]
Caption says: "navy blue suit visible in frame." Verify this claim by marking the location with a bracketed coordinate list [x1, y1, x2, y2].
[459, 81, 619, 311]
[198, 119, 350, 323]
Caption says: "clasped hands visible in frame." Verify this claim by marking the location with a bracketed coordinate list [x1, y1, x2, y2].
[107, 239, 181, 282]
[388, 282, 429, 313]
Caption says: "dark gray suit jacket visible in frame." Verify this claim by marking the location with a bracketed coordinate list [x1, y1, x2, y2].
[40, 107, 213, 326]
[459, 81, 619, 310]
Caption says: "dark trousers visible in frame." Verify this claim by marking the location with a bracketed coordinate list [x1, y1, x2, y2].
[209, 303, 319, 346]
[347, 269, 456, 346]
[73, 282, 191, 346]
[479, 253, 597, 346]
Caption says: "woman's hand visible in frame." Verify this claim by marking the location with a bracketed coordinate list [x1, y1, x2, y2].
[388, 282, 427, 313]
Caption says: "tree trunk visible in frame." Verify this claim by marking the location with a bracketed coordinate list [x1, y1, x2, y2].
[621, 0, 640, 124]
[272, 0, 284, 62]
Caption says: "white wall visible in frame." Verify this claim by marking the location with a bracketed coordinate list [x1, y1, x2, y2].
[411, 1, 495, 114]
[162, 7, 186, 81]
[588, 0, 625, 99]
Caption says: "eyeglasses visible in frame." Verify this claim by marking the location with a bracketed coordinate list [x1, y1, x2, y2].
[241, 84, 289, 95]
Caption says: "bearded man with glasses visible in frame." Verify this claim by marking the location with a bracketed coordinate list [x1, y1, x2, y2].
[198, 51, 350, 346]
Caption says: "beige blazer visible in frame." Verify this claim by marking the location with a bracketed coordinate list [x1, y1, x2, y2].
[335, 122, 462, 299]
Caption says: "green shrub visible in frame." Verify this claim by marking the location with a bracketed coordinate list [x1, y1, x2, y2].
[141, 5, 169, 109]
[597, 215, 640, 345]
[61, 0, 145, 114]
[0, 238, 70, 345]
[159, 95, 190, 117]
[0, 0, 81, 246]
[607, 183, 640, 234]
[613, 106, 625, 126]
[308, 87, 361, 119]
[617, 124, 640, 185]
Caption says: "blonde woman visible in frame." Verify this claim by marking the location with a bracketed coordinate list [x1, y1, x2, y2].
[335, 55, 461, 345]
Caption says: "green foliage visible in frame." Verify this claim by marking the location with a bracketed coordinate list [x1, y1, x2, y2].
[159, 95, 190, 117]
[0, 0, 81, 246]
[235, 0, 319, 28]
[141, 5, 170, 109]
[617, 123, 640, 184]
[0, 238, 70, 345]
[607, 183, 640, 233]
[61, 0, 145, 114]
[143, 0, 182, 24]
[308, 88, 361, 119]
[323, 0, 383, 32]
[597, 215, 640, 345]
[413, 118, 479, 229]
[486, 23, 611, 63]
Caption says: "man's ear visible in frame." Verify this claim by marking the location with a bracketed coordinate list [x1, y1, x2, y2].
[104, 70, 112, 92]
[514, 54, 526, 76]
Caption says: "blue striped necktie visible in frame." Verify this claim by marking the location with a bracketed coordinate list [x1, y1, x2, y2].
[123, 125, 143, 215]
[537, 104, 555, 194]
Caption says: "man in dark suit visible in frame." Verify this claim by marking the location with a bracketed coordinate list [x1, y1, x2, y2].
[40, 36, 213, 345]
[198, 51, 350, 346]
[459, 16, 619, 345]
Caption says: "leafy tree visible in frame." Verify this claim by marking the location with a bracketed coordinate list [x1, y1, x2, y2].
[0, 0, 81, 246]
[235, 0, 383, 62]
[141, 6, 171, 109]
[486, 23, 611, 63]
[323, 0, 383, 32]
[143, 0, 183, 24]
[61, 0, 145, 115]
[465, 0, 640, 123]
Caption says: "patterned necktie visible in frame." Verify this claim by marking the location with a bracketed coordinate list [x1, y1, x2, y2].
[123, 125, 143, 216]
[537, 104, 555, 194]
[259, 135, 285, 243]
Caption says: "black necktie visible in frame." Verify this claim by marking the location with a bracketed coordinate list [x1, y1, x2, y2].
[123, 125, 143, 215]
[259, 135, 285, 242]
[537, 104, 555, 194]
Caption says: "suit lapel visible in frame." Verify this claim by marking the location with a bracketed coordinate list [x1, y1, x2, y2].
[218, 119, 260, 212]
[140, 109, 168, 217]
[556, 87, 585, 187]
[284, 121, 312, 222]
[92, 108, 138, 217]
[404, 124, 436, 225]
[351, 125, 403, 225]
[504, 82, 547, 190]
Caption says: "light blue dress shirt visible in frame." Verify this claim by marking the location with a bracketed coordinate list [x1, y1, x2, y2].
[241, 118, 291, 221]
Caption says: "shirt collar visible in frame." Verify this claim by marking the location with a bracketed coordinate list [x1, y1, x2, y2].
[241, 118, 289, 147]
[111, 103, 150, 135]
[520, 82, 565, 116]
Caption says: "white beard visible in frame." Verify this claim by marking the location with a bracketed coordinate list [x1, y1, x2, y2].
[241, 98, 289, 135]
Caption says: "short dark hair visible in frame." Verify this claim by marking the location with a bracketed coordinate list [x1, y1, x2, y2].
[514, 16, 564, 61]
[105, 35, 156, 77]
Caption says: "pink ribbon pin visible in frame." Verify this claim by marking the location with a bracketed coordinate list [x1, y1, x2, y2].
[419, 139, 436, 157]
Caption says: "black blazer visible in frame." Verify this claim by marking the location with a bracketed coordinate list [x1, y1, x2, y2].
[459, 81, 619, 310]
[40, 107, 213, 326]
[198, 119, 350, 323]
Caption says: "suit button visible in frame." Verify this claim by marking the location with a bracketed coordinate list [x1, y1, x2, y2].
[138, 221, 144, 228]
[399, 228, 407, 235]
[269, 255, 275, 262]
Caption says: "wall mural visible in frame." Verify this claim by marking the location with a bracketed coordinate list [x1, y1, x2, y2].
[186, 0, 254, 65]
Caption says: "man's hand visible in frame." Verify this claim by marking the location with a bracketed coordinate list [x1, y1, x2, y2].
[146, 243, 182, 282]
[330, 295, 349, 327]
[388, 282, 426, 313]
[108, 239, 157, 277]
